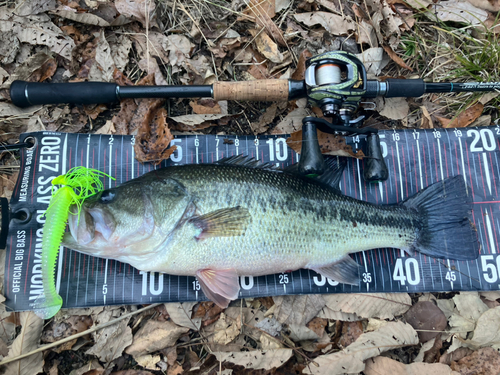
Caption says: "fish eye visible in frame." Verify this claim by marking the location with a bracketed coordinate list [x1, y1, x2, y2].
[98, 189, 116, 204]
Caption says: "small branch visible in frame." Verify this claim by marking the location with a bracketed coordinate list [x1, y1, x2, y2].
[0, 303, 161, 366]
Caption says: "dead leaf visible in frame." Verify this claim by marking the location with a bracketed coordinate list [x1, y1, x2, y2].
[292, 49, 312, 81]
[243, 0, 287, 46]
[434, 0, 489, 26]
[135, 107, 177, 165]
[4, 312, 44, 375]
[193, 302, 224, 327]
[320, 293, 411, 321]
[288, 324, 320, 341]
[382, 45, 413, 71]
[339, 321, 364, 348]
[273, 294, 326, 325]
[404, 301, 447, 343]
[252, 30, 283, 63]
[453, 292, 489, 322]
[134, 354, 161, 370]
[95, 120, 116, 135]
[86, 317, 133, 363]
[69, 359, 104, 375]
[164, 302, 201, 331]
[480, 291, 500, 301]
[286, 129, 365, 159]
[365, 356, 460, 375]
[41, 315, 93, 344]
[436, 103, 484, 128]
[213, 349, 293, 370]
[115, 0, 155, 27]
[376, 97, 410, 120]
[168, 114, 230, 131]
[306, 317, 327, 338]
[293, 12, 355, 35]
[271, 108, 310, 134]
[251, 103, 278, 134]
[463, 306, 500, 349]
[421, 106, 434, 129]
[255, 317, 283, 337]
[125, 320, 189, 356]
[0, 9, 75, 60]
[213, 312, 241, 345]
[356, 47, 389, 76]
[304, 321, 419, 374]
[450, 347, 500, 373]
[190, 99, 222, 115]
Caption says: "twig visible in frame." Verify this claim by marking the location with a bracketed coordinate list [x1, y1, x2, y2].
[0, 303, 161, 366]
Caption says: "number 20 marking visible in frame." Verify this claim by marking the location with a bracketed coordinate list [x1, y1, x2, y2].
[467, 129, 496, 152]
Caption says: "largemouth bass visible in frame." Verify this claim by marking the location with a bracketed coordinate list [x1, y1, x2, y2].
[62, 156, 479, 307]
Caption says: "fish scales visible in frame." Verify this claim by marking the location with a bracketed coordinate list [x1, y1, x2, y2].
[144, 164, 418, 276]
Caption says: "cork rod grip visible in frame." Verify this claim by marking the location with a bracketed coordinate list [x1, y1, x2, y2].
[213, 80, 289, 101]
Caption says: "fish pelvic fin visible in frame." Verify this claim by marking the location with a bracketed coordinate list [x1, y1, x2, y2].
[189, 206, 251, 239]
[196, 269, 240, 308]
[402, 175, 480, 260]
[311, 255, 361, 285]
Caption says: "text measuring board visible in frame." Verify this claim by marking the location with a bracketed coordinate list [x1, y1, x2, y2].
[4, 127, 500, 311]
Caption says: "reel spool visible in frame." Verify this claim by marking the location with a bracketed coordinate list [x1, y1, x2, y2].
[305, 51, 367, 118]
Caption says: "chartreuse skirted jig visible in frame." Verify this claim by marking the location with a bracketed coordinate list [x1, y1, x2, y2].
[34, 166, 114, 319]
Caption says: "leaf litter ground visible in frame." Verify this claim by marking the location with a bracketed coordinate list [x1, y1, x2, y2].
[1, 0, 500, 374]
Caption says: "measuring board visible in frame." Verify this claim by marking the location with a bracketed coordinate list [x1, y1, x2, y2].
[4, 128, 500, 312]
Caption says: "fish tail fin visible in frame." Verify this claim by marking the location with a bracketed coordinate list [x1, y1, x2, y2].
[402, 175, 479, 260]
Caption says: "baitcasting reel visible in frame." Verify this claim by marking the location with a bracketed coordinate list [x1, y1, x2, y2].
[298, 51, 388, 182]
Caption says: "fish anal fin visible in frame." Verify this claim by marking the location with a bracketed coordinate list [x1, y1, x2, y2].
[196, 269, 240, 308]
[190, 206, 251, 239]
[312, 255, 361, 285]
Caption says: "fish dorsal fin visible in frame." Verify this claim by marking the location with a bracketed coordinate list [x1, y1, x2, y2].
[196, 268, 240, 308]
[189, 206, 251, 239]
[216, 155, 279, 171]
[312, 255, 361, 285]
[284, 156, 347, 191]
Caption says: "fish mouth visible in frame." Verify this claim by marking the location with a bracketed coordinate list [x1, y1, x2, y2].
[67, 205, 115, 246]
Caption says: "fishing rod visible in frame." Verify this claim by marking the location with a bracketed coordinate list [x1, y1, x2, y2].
[9, 51, 500, 182]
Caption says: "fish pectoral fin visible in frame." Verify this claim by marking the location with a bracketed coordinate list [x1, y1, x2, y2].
[196, 269, 240, 308]
[312, 255, 361, 285]
[189, 206, 251, 239]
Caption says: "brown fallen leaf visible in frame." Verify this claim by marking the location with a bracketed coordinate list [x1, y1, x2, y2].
[193, 302, 224, 327]
[168, 114, 230, 131]
[436, 103, 484, 128]
[134, 107, 176, 165]
[115, 0, 155, 27]
[252, 29, 284, 63]
[294, 12, 356, 35]
[404, 301, 447, 343]
[110, 371, 155, 375]
[424, 336, 443, 363]
[164, 302, 201, 331]
[214, 349, 293, 371]
[286, 128, 365, 159]
[125, 320, 189, 356]
[292, 49, 312, 81]
[304, 321, 419, 374]
[251, 103, 278, 134]
[319, 293, 412, 320]
[339, 321, 364, 348]
[273, 295, 326, 326]
[421, 105, 434, 129]
[4, 312, 44, 375]
[190, 99, 222, 114]
[439, 347, 474, 365]
[365, 356, 459, 375]
[42, 315, 93, 344]
[86, 317, 133, 363]
[382, 45, 413, 71]
[306, 317, 327, 338]
[450, 347, 500, 374]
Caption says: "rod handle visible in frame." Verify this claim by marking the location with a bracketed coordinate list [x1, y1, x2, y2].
[10, 80, 119, 108]
[213, 80, 290, 101]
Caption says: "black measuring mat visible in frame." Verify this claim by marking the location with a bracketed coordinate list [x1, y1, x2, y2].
[4, 128, 500, 311]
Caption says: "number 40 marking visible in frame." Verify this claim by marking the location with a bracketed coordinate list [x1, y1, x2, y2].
[393, 258, 420, 286]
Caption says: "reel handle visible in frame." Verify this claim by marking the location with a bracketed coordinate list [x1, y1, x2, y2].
[363, 133, 389, 183]
[297, 120, 326, 176]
